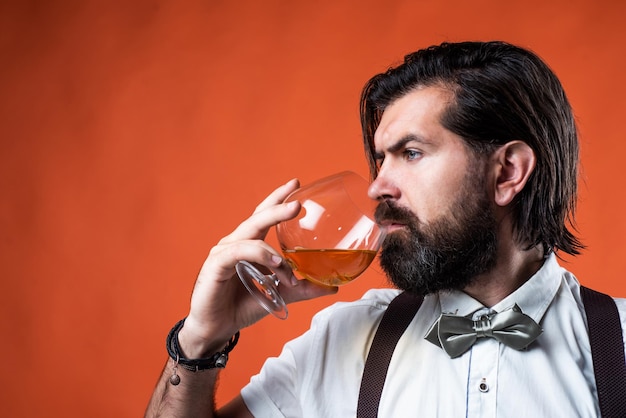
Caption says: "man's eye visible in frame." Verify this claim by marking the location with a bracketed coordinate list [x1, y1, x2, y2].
[404, 149, 422, 161]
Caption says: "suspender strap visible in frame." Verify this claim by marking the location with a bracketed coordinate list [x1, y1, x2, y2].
[356, 292, 423, 418]
[580, 286, 626, 417]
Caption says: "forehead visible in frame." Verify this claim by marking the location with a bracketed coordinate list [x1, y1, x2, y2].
[374, 86, 455, 149]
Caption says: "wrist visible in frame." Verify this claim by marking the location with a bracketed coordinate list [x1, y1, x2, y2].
[179, 314, 239, 357]
[166, 318, 240, 385]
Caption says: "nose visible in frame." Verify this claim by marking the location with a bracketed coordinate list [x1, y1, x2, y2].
[367, 169, 399, 201]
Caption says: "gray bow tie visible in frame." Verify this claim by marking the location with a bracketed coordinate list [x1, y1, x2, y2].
[425, 304, 543, 358]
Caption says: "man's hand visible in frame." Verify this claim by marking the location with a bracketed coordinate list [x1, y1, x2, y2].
[180, 178, 338, 358]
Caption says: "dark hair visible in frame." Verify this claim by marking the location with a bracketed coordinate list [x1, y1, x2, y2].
[360, 41, 583, 256]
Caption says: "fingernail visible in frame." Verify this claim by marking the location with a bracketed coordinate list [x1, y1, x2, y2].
[271, 255, 283, 266]
[290, 274, 299, 286]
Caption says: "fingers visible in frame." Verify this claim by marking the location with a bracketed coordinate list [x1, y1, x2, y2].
[183, 177, 339, 345]
[278, 277, 339, 303]
[206, 239, 284, 282]
[268, 257, 339, 302]
[184, 179, 304, 338]
[221, 178, 301, 244]
[253, 178, 300, 214]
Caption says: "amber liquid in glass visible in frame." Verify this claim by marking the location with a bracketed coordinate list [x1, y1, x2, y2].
[282, 248, 377, 286]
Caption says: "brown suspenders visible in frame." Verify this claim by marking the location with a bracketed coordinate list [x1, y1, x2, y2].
[357, 292, 424, 417]
[580, 286, 626, 417]
[357, 287, 626, 418]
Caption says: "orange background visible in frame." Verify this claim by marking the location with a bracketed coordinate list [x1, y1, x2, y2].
[1, 0, 625, 416]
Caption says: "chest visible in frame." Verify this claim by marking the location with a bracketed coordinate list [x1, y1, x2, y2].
[376, 336, 598, 417]
[301, 299, 600, 418]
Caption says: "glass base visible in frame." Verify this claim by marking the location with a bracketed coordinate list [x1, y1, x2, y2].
[236, 261, 288, 320]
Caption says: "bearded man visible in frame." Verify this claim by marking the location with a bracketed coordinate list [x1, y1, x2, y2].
[146, 41, 626, 417]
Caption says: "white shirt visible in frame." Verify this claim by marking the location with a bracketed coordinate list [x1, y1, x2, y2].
[241, 254, 626, 417]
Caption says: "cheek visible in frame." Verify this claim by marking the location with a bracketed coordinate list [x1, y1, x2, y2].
[404, 166, 469, 223]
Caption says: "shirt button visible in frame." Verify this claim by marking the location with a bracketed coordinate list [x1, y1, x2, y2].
[479, 379, 489, 393]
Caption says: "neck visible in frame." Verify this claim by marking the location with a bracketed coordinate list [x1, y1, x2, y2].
[463, 241, 545, 308]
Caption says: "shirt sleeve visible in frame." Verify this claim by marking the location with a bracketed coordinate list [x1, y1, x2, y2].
[240, 303, 349, 418]
[240, 345, 303, 417]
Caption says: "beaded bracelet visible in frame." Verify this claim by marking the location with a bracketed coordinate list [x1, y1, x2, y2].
[166, 318, 240, 385]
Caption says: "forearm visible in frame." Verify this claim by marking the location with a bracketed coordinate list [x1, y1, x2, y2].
[145, 318, 240, 418]
[145, 357, 220, 418]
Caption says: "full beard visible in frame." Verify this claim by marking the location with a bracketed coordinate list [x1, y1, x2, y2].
[376, 180, 498, 296]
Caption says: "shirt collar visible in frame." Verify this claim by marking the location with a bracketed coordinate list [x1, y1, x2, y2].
[437, 253, 563, 323]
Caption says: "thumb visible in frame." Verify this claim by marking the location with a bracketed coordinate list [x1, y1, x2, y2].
[280, 278, 339, 304]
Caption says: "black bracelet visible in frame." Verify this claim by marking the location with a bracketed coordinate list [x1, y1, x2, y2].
[166, 318, 240, 385]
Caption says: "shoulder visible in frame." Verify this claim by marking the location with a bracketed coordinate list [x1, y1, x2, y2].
[337, 287, 404, 310]
[613, 298, 626, 334]
[576, 283, 626, 321]
[311, 288, 403, 323]
[572, 281, 626, 347]
[291, 288, 404, 345]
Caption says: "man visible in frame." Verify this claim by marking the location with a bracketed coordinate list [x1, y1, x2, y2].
[146, 41, 626, 417]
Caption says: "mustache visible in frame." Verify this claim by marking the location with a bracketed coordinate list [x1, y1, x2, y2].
[374, 200, 418, 226]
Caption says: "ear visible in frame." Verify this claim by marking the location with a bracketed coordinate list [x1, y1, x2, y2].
[491, 141, 536, 207]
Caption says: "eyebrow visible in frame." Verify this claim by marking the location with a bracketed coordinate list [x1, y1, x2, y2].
[373, 133, 430, 161]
